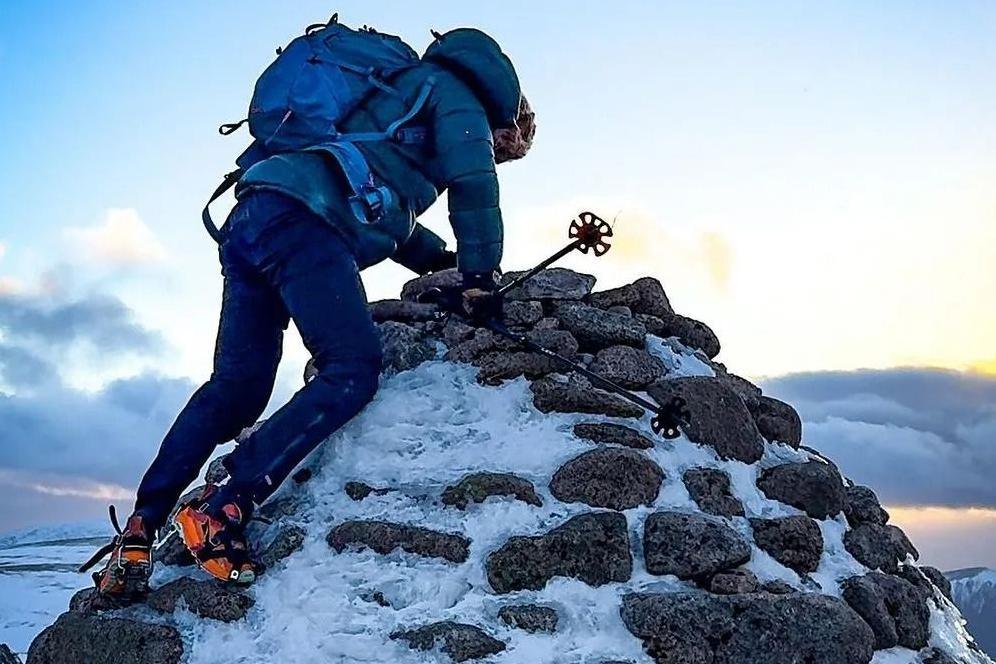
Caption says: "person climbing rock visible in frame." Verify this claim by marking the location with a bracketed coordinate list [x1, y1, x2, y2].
[82, 19, 534, 594]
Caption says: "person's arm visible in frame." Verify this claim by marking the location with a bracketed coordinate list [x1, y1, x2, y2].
[391, 223, 456, 275]
[433, 89, 503, 278]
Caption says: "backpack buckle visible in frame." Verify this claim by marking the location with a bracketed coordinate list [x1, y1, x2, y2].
[349, 184, 392, 225]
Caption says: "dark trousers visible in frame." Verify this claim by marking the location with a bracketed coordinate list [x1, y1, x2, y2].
[134, 192, 382, 532]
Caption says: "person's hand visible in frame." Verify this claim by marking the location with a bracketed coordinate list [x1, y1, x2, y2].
[423, 250, 457, 274]
[418, 272, 503, 324]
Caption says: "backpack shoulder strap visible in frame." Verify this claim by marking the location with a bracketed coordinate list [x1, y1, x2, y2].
[336, 77, 435, 145]
[202, 168, 244, 243]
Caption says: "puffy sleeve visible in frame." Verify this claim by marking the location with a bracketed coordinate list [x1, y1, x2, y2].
[431, 86, 503, 275]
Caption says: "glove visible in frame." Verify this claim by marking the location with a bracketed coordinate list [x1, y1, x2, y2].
[418, 272, 503, 325]
[459, 272, 503, 324]
[424, 250, 457, 274]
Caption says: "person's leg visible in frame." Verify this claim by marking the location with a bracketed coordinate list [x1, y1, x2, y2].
[220, 198, 382, 509]
[134, 210, 289, 533]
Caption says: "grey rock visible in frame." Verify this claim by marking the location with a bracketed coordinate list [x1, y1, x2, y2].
[844, 523, 919, 573]
[607, 305, 633, 316]
[475, 351, 559, 383]
[761, 580, 795, 594]
[553, 302, 647, 352]
[67, 589, 109, 615]
[446, 329, 508, 363]
[920, 648, 961, 664]
[756, 461, 845, 520]
[344, 481, 391, 501]
[550, 448, 664, 511]
[844, 485, 890, 527]
[533, 317, 561, 330]
[893, 564, 955, 607]
[713, 370, 763, 410]
[587, 277, 673, 318]
[391, 622, 505, 662]
[204, 455, 229, 484]
[750, 516, 824, 575]
[441, 472, 543, 510]
[26, 612, 183, 664]
[589, 345, 667, 390]
[573, 422, 654, 450]
[531, 374, 644, 419]
[441, 318, 476, 346]
[748, 396, 802, 447]
[708, 568, 759, 595]
[486, 512, 632, 593]
[682, 468, 745, 518]
[258, 524, 306, 570]
[497, 604, 559, 633]
[400, 269, 462, 302]
[842, 571, 931, 650]
[647, 377, 764, 463]
[643, 511, 751, 579]
[500, 268, 596, 301]
[474, 329, 579, 383]
[526, 329, 581, 356]
[327, 520, 470, 564]
[255, 496, 299, 522]
[145, 577, 253, 623]
[621, 592, 875, 664]
[378, 321, 437, 373]
[292, 467, 313, 484]
[155, 531, 194, 568]
[503, 300, 544, 327]
[369, 299, 439, 323]
[362, 590, 392, 608]
[637, 313, 721, 359]
[0, 645, 19, 664]
[918, 565, 953, 601]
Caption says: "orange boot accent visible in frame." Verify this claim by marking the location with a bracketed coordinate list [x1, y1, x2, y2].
[174, 503, 256, 585]
[79, 508, 152, 601]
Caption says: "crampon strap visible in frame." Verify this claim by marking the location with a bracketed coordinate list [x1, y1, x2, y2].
[78, 505, 125, 573]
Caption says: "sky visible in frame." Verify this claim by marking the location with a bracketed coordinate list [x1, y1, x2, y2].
[0, 2, 994, 569]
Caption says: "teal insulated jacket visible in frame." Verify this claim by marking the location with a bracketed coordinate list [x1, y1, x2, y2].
[235, 29, 522, 276]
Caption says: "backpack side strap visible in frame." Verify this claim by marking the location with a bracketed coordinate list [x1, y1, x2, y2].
[202, 169, 245, 243]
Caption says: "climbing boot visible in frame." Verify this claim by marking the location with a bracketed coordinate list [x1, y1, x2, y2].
[79, 506, 152, 601]
[173, 486, 256, 585]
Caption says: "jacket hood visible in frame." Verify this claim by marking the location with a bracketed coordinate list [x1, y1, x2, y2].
[423, 28, 522, 129]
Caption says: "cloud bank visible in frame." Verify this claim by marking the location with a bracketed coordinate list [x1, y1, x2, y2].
[763, 368, 996, 509]
[64, 208, 168, 266]
[0, 276, 195, 530]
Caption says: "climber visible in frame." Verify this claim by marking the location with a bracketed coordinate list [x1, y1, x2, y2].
[81, 21, 535, 597]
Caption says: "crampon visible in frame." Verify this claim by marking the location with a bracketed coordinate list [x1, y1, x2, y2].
[78, 506, 152, 601]
[173, 485, 256, 585]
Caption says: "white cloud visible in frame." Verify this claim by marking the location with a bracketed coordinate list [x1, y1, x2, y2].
[65, 209, 168, 266]
[764, 368, 996, 509]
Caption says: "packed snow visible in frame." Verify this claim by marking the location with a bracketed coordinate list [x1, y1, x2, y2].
[0, 337, 987, 662]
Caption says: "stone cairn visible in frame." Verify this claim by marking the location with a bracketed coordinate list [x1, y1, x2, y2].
[18, 268, 989, 664]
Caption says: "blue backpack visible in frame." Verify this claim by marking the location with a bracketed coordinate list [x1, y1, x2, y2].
[203, 14, 433, 241]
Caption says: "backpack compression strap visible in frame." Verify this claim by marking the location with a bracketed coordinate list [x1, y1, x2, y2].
[202, 168, 244, 243]
[311, 77, 436, 224]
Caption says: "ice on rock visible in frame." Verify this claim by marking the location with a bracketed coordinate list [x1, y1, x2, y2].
[18, 270, 991, 664]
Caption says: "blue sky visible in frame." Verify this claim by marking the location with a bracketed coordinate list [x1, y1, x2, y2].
[1, 2, 995, 567]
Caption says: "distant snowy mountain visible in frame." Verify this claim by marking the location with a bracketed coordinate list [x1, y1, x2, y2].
[949, 567, 996, 657]
[0, 523, 107, 656]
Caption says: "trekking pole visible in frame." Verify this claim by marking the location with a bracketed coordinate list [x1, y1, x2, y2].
[497, 211, 613, 296]
[485, 320, 690, 439]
